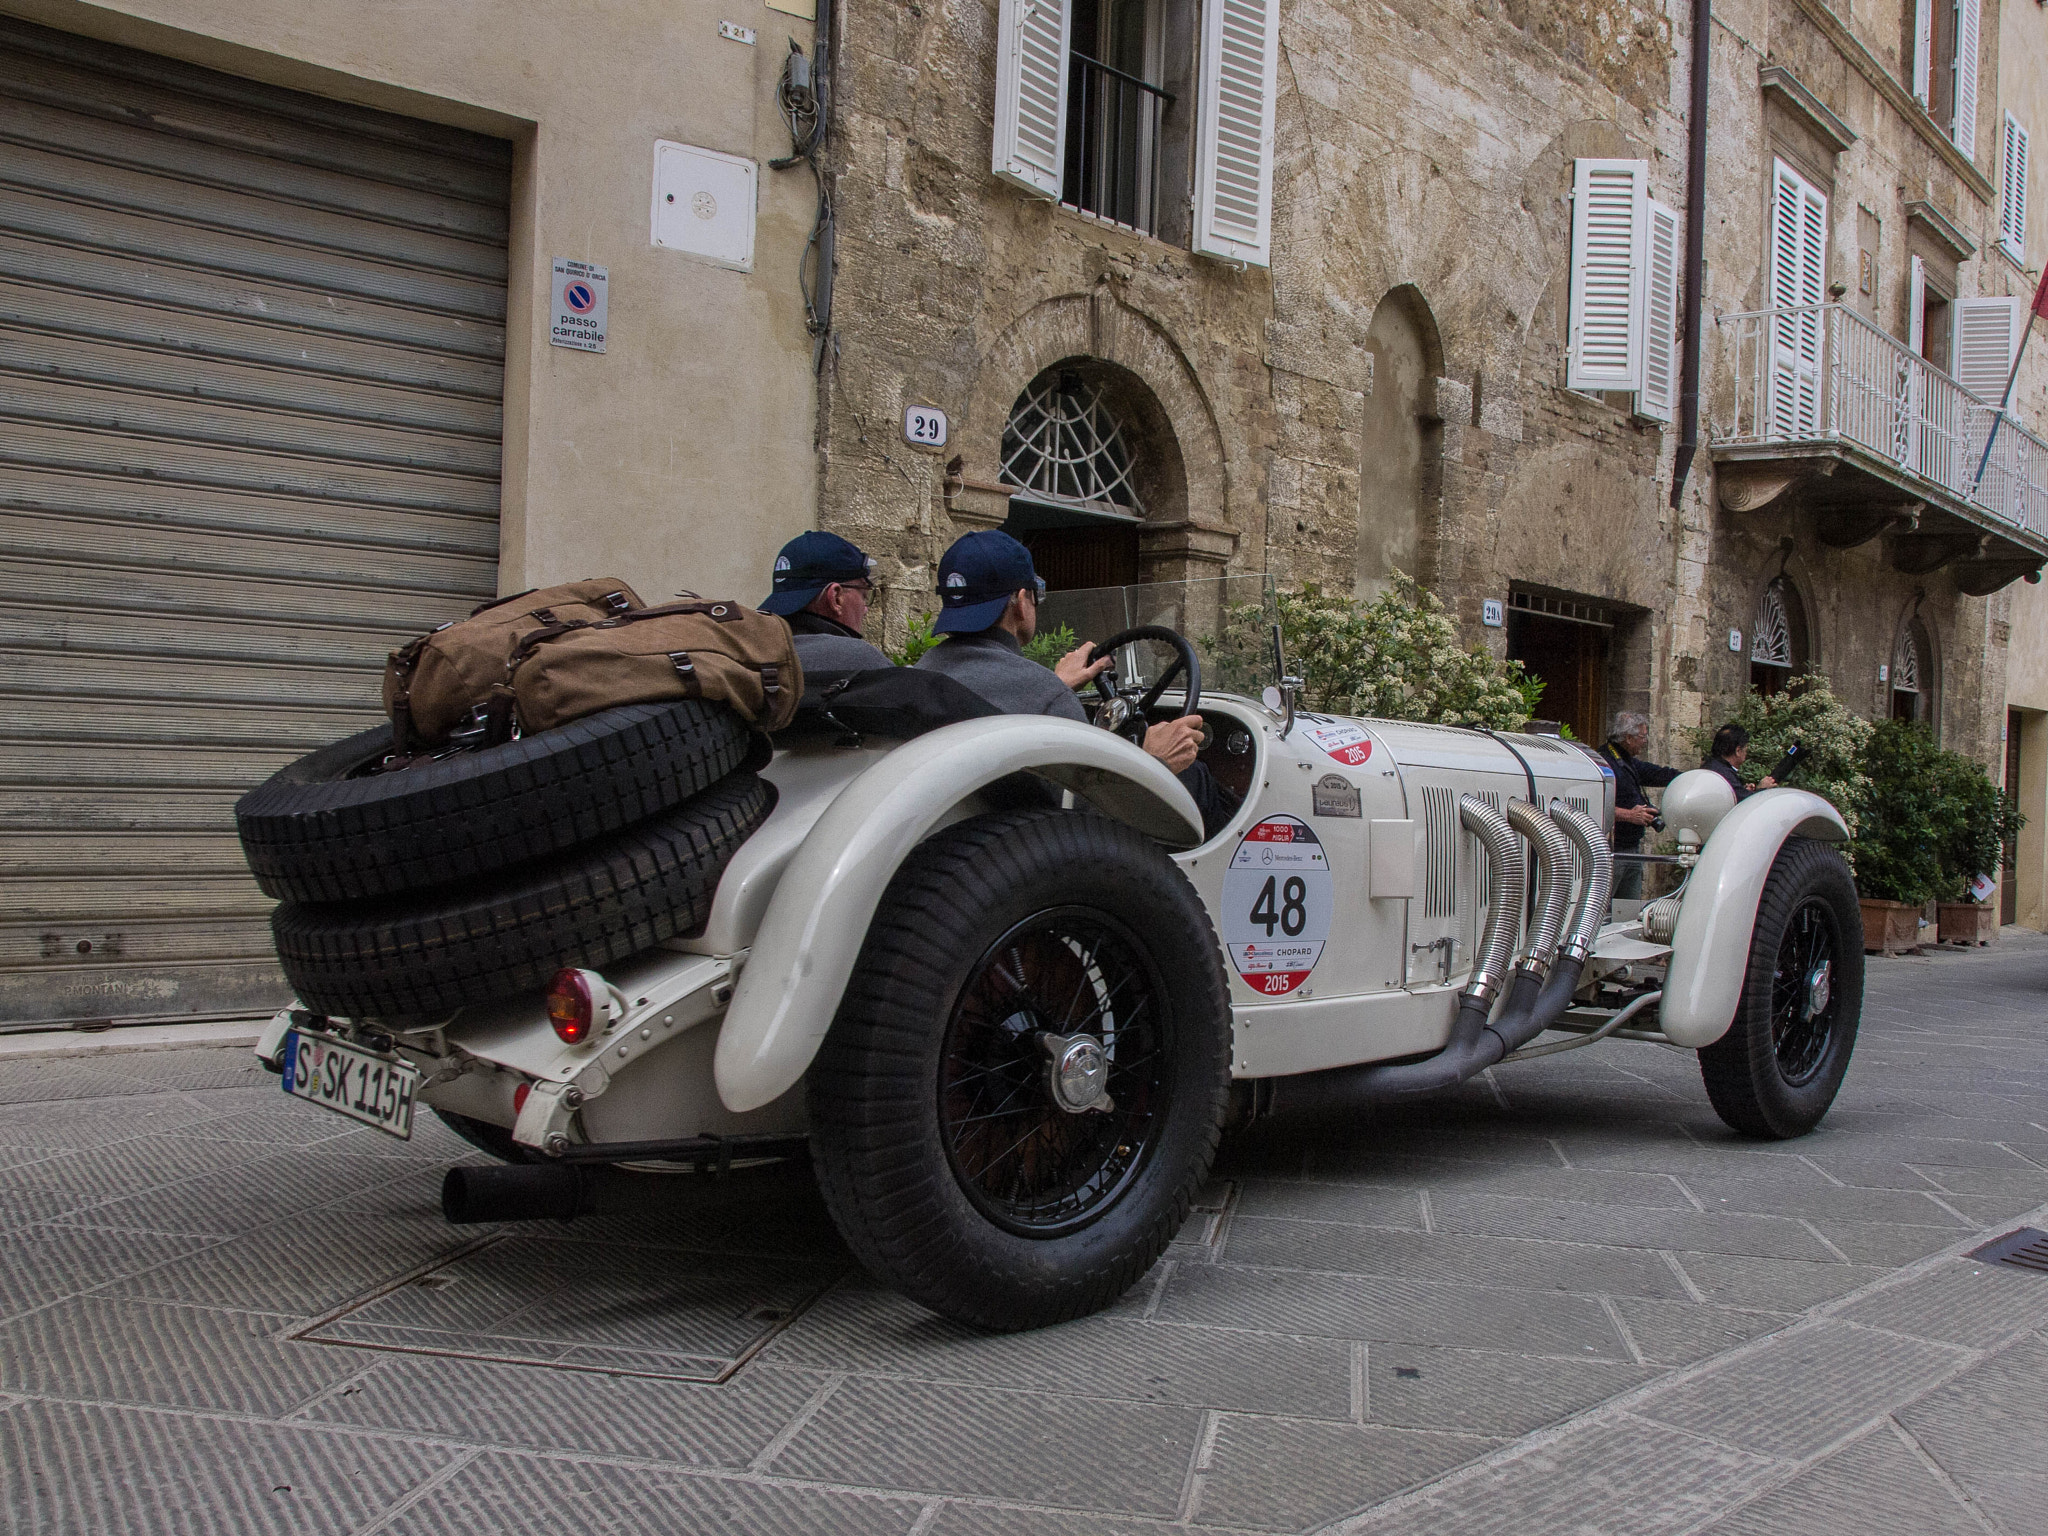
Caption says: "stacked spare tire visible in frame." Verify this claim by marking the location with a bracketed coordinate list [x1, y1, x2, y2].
[236, 579, 801, 1019]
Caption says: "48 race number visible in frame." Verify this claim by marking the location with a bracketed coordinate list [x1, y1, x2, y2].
[1221, 816, 1333, 997]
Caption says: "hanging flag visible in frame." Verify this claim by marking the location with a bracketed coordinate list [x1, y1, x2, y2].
[2033, 262, 2048, 321]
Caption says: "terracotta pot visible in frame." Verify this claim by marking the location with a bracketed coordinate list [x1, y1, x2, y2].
[1937, 902, 1999, 947]
[1857, 897, 1920, 955]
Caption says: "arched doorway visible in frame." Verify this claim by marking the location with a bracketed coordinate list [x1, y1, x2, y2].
[1357, 286, 1444, 593]
[1748, 576, 1810, 695]
[999, 359, 1184, 592]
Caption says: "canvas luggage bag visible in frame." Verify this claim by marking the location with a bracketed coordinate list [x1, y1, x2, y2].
[383, 578, 642, 748]
[510, 599, 803, 734]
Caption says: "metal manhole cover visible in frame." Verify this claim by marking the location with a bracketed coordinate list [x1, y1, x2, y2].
[291, 1232, 843, 1383]
[1970, 1227, 2048, 1274]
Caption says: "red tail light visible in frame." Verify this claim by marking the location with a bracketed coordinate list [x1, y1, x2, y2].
[546, 968, 599, 1044]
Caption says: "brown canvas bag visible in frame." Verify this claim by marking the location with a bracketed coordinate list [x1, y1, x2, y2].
[510, 599, 803, 734]
[384, 578, 642, 748]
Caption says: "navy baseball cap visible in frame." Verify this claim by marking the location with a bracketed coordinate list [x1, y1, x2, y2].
[761, 530, 875, 616]
[932, 530, 1044, 634]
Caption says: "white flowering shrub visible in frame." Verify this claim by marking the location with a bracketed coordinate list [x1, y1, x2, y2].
[1683, 672, 1873, 837]
[1208, 575, 1539, 729]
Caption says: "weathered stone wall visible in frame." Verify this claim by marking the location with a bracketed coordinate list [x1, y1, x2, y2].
[822, 0, 2023, 770]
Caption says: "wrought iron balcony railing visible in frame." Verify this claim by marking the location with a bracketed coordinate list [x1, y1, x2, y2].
[1062, 52, 1172, 236]
[1713, 302, 2048, 542]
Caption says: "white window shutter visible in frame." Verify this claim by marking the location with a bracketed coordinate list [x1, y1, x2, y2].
[992, 0, 1071, 198]
[1908, 253, 1926, 356]
[1953, 296, 2024, 402]
[1637, 199, 1681, 421]
[1565, 158, 1648, 391]
[1193, 0, 1280, 266]
[1766, 159, 1827, 436]
[1954, 0, 1980, 158]
[1912, 0, 1932, 105]
[2003, 114, 2030, 264]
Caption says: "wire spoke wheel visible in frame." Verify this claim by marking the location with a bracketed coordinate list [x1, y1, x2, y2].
[940, 908, 1168, 1237]
[1769, 896, 1838, 1086]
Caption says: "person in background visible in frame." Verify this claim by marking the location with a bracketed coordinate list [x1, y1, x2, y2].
[1703, 722, 1776, 802]
[759, 530, 892, 670]
[1599, 711, 1682, 902]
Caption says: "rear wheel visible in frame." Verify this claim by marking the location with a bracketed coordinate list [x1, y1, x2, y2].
[807, 809, 1230, 1330]
[1699, 837, 1863, 1138]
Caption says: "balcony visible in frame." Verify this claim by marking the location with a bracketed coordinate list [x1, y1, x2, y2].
[1712, 303, 2048, 594]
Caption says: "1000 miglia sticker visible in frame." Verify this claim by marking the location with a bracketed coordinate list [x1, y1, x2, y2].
[1221, 815, 1334, 996]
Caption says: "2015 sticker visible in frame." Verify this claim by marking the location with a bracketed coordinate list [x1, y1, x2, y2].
[1221, 815, 1334, 996]
[1302, 720, 1372, 767]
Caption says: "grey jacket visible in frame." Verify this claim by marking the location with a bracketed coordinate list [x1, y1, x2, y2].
[914, 629, 1086, 721]
[786, 611, 893, 671]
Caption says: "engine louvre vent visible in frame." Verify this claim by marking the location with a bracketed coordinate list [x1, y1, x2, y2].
[1420, 785, 1458, 918]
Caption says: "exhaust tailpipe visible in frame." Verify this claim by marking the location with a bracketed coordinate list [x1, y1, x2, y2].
[442, 1163, 592, 1225]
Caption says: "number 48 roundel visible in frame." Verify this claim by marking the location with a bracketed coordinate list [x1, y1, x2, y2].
[1220, 815, 1334, 996]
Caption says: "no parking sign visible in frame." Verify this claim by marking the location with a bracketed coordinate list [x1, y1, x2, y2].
[550, 258, 608, 353]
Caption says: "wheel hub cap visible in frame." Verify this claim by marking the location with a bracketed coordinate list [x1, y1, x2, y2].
[1041, 1032, 1114, 1114]
[1804, 960, 1832, 1021]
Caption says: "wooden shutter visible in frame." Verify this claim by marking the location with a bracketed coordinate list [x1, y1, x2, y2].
[1909, 253, 1927, 356]
[2003, 113, 2030, 264]
[1637, 199, 1681, 421]
[1954, 0, 1979, 159]
[1766, 159, 1827, 437]
[1565, 158, 1648, 391]
[1193, 0, 1279, 266]
[1953, 297, 2023, 402]
[992, 0, 1070, 198]
[1912, 0, 1932, 105]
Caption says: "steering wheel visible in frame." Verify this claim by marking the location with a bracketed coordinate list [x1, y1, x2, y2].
[1089, 626, 1202, 746]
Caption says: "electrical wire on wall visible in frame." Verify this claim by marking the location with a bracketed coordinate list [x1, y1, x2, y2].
[769, 33, 834, 370]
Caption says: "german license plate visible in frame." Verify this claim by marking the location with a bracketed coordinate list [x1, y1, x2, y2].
[281, 1030, 417, 1139]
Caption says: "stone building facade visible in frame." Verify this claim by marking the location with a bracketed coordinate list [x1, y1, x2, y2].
[817, 0, 2046, 769]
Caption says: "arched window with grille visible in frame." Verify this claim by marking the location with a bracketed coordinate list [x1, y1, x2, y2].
[1748, 576, 1809, 695]
[1891, 620, 1934, 726]
[1000, 364, 1151, 591]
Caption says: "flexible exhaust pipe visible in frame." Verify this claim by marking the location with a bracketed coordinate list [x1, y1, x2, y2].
[1488, 803, 1616, 1059]
[442, 1162, 593, 1224]
[1265, 795, 1524, 1111]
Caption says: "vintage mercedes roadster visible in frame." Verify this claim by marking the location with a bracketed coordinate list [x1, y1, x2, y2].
[246, 593, 1862, 1330]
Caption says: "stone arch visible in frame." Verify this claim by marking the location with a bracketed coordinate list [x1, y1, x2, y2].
[1748, 572, 1813, 695]
[1358, 284, 1446, 594]
[948, 289, 1236, 583]
[1890, 608, 1939, 730]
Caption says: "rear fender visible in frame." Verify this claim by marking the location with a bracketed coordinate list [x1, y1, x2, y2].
[1661, 789, 1850, 1047]
[713, 716, 1203, 1112]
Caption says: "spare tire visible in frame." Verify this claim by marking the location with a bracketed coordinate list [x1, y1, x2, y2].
[237, 702, 751, 903]
[272, 773, 773, 1019]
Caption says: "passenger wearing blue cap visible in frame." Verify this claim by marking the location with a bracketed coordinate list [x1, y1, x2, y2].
[760, 530, 892, 670]
[916, 530, 1204, 774]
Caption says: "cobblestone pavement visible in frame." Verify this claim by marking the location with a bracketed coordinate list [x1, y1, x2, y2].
[4, 940, 2046, 1535]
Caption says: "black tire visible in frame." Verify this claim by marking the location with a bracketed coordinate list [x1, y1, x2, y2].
[1699, 837, 1864, 1138]
[237, 703, 751, 903]
[272, 774, 773, 1018]
[806, 808, 1230, 1331]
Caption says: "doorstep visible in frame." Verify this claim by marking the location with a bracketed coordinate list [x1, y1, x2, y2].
[0, 1015, 269, 1061]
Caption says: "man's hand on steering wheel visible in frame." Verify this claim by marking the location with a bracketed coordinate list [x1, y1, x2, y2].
[1056, 642, 1113, 691]
[1085, 626, 1204, 772]
[1142, 717, 1204, 773]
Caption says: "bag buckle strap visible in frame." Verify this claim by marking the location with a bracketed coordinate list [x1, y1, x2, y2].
[667, 652, 703, 698]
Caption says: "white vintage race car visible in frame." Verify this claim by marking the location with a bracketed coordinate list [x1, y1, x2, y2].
[248, 616, 1861, 1330]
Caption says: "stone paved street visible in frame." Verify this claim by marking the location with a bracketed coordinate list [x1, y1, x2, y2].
[4, 940, 2047, 1535]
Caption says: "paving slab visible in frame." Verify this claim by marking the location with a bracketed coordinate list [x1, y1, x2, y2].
[1692, 1422, 1995, 1536]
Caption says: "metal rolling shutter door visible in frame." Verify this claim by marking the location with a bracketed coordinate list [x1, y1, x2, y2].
[0, 16, 508, 1025]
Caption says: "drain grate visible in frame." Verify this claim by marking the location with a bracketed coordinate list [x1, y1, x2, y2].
[1970, 1227, 2048, 1274]
[292, 1232, 844, 1384]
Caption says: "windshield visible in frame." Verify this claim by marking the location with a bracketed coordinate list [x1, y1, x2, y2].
[1036, 573, 1278, 699]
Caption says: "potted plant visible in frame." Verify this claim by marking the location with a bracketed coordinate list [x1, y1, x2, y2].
[1928, 745, 2021, 946]
[1850, 720, 1947, 954]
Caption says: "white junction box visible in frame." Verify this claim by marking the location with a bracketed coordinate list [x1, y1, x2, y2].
[652, 140, 757, 271]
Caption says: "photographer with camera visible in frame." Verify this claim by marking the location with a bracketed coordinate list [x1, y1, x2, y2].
[1600, 711, 1682, 902]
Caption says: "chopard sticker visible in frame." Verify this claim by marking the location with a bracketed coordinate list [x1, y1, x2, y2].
[1221, 815, 1334, 997]
[1302, 720, 1372, 767]
[1311, 774, 1361, 818]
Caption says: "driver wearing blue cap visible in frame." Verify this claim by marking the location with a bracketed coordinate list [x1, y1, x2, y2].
[915, 530, 1204, 774]
[760, 530, 892, 670]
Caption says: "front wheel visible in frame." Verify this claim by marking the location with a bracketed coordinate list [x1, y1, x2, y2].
[807, 809, 1231, 1330]
[1699, 837, 1863, 1138]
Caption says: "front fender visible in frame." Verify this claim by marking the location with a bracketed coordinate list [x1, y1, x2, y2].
[713, 716, 1204, 1112]
[1661, 788, 1850, 1047]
